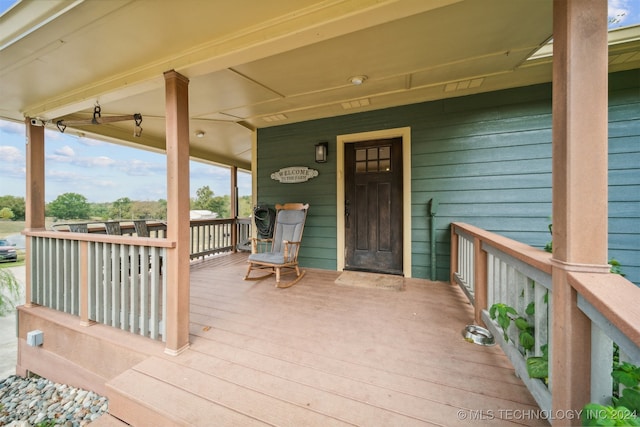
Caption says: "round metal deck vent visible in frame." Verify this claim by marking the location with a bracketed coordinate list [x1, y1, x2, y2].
[462, 325, 495, 346]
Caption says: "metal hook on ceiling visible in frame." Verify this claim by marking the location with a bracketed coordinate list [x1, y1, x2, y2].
[133, 113, 143, 137]
[55, 104, 143, 137]
[92, 104, 102, 124]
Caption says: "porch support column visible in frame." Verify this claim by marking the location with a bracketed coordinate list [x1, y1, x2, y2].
[24, 118, 46, 307]
[551, 0, 609, 421]
[231, 166, 238, 252]
[164, 70, 190, 355]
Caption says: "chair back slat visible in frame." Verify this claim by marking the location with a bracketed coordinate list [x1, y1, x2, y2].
[134, 220, 150, 237]
[104, 221, 122, 235]
[69, 223, 88, 233]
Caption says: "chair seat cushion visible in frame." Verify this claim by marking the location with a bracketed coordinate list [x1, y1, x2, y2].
[248, 252, 287, 264]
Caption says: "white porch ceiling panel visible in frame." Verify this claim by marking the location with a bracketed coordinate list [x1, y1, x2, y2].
[1, 0, 637, 170]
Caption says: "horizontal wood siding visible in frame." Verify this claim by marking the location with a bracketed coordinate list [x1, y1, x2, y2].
[608, 71, 640, 284]
[257, 69, 640, 285]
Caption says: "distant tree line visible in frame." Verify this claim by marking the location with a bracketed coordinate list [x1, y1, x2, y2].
[0, 195, 25, 221]
[0, 186, 252, 222]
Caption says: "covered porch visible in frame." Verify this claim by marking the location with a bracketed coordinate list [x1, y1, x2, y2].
[5, 1, 640, 425]
[19, 251, 544, 426]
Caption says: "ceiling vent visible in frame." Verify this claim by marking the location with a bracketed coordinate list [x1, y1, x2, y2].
[444, 78, 484, 93]
[262, 114, 288, 123]
[341, 98, 370, 110]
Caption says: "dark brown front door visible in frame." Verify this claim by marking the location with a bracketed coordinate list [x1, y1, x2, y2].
[344, 138, 403, 275]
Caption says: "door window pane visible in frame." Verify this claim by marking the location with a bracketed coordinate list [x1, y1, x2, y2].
[354, 145, 392, 173]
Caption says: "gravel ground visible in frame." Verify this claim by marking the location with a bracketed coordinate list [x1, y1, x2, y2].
[1, 267, 110, 426]
[0, 375, 108, 426]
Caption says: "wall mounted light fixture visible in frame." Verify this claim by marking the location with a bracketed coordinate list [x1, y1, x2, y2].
[315, 142, 328, 163]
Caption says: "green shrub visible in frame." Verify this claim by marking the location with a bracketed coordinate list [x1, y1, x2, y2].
[0, 269, 20, 316]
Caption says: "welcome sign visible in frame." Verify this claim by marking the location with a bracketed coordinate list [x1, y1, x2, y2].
[270, 166, 319, 183]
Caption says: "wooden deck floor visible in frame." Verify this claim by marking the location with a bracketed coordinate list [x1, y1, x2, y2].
[108, 253, 547, 426]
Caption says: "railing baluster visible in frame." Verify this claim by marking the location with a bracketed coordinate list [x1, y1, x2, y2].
[140, 245, 150, 337]
[88, 242, 95, 320]
[102, 242, 111, 325]
[161, 247, 167, 341]
[123, 245, 135, 332]
[62, 239, 70, 313]
[46, 237, 52, 307]
[149, 248, 160, 340]
[533, 282, 548, 356]
[55, 238, 61, 310]
[72, 240, 80, 315]
[590, 324, 614, 405]
[487, 253, 495, 308]
[131, 246, 140, 334]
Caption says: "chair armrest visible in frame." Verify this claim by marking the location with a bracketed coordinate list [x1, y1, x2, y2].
[282, 240, 302, 261]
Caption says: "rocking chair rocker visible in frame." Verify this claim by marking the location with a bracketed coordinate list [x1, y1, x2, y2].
[244, 203, 309, 288]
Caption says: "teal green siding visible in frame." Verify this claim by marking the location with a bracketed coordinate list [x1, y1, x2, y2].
[256, 126, 338, 270]
[257, 69, 640, 285]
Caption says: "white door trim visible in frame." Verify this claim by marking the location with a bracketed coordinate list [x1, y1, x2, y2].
[336, 127, 412, 277]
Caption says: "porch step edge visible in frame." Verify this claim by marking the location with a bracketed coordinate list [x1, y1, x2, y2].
[89, 413, 130, 426]
[105, 360, 268, 427]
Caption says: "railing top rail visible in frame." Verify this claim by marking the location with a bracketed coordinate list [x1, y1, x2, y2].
[189, 218, 234, 225]
[51, 219, 166, 230]
[452, 222, 552, 275]
[569, 271, 640, 347]
[23, 229, 176, 248]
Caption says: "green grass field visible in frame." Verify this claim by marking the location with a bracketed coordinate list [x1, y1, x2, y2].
[0, 220, 26, 237]
[0, 219, 56, 237]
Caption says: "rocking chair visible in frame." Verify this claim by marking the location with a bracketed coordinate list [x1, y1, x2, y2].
[244, 203, 309, 288]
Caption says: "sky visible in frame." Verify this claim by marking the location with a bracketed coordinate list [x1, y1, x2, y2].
[608, 0, 640, 28]
[0, 120, 251, 203]
[0, 0, 638, 203]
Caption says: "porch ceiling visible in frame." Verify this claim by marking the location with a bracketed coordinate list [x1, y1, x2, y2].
[1, 1, 639, 170]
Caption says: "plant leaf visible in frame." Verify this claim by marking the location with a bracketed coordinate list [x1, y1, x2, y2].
[526, 356, 548, 379]
[489, 304, 497, 319]
[497, 315, 510, 332]
[613, 371, 638, 388]
[540, 344, 549, 359]
[520, 331, 535, 351]
[525, 301, 535, 316]
[617, 388, 640, 413]
[515, 317, 530, 331]
[581, 403, 613, 426]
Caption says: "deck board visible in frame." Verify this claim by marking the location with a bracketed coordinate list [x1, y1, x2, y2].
[109, 252, 548, 426]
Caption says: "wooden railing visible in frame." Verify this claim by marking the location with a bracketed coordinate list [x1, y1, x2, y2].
[51, 217, 251, 258]
[26, 217, 252, 343]
[451, 222, 640, 415]
[189, 217, 252, 259]
[51, 220, 167, 238]
[28, 231, 174, 341]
